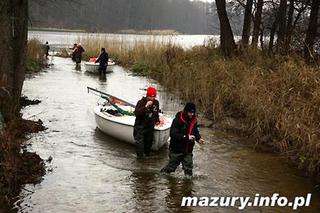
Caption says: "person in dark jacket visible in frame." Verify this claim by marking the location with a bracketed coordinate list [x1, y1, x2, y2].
[160, 102, 204, 177]
[95, 48, 109, 74]
[71, 43, 77, 62]
[74, 44, 85, 64]
[134, 87, 160, 159]
[45, 41, 50, 57]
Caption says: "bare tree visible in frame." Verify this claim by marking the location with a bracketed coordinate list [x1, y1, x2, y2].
[0, 0, 28, 122]
[215, 0, 237, 56]
[0, 0, 80, 123]
[241, 0, 254, 46]
[304, 0, 320, 61]
[268, 12, 279, 52]
[276, 0, 287, 52]
[284, 0, 294, 49]
[252, 0, 264, 48]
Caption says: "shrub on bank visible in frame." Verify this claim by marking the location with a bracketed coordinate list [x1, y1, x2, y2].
[26, 38, 46, 73]
[131, 62, 150, 75]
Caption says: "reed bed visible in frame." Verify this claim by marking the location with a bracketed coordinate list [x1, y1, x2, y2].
[82, 37, 320, 176]
[79, 35, 170, 69]
[26, 38, 46, 73]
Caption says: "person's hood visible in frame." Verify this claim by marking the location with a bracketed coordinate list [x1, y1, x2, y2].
[175, 111, 196, 121]
[175, 111, 182, 119]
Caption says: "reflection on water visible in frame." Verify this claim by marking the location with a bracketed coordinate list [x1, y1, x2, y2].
[75, 63, 81, 71]
[97, 73, 106, 82]
[2, 56, 318, 212]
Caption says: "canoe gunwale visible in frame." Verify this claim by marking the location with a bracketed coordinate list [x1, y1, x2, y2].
[94, 106, 171, 131]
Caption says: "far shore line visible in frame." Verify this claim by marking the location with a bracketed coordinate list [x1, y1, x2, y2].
[28, 27, 221, 36]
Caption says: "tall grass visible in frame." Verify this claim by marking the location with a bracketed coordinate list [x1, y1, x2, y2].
[82, 37, 320, 176]
[26, 38, 46, 73]
[79, 35, 170, 69]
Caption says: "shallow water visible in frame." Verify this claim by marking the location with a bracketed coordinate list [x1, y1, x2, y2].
[3, 56, 320, 212]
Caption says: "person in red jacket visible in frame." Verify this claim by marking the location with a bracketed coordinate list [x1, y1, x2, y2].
[134, 87, 160, 159]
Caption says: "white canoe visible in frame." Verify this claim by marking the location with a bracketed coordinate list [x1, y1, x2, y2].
[94, 104, 172, 150]
[84, 61, 116, 73]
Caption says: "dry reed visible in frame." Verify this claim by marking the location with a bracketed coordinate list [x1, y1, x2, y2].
[26, 38, 46, 73]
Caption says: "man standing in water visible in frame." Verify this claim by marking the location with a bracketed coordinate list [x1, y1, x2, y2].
[95, 48, 109, 74]
[74, 44, 85, 65]
[161, 102, 205, 177]
[71, 43, 77, 62]
[134, 87, 160, 159]
[44, 41, 50, 58]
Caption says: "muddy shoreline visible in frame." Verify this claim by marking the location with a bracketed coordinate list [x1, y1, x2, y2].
[0, 97, 46, 209]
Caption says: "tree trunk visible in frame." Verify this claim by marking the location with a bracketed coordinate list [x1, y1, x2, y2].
[269, 15, 279, 53]
[241, 0, 253, 47]
[292, 0, 310, 31]
[304, 0, 320, 62]
[276, 0, 287, 53]
[0, 0, 28, 122]
[241, 0, 254, 47]
[284, 0, 294, 49]
[252, 0, 263, 48]
[259, 28, 264, 50]
[215, 0, 237, 56]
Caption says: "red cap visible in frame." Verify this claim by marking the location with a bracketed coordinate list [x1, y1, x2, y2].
[146, 87, 157, 97]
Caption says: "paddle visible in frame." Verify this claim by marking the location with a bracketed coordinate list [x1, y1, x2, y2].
[87, 86, 135, 116]
[87, 86, 135, 107]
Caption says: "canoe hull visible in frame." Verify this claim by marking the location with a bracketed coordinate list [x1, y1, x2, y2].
[94, 106, 171, 150]
[84, 62, 115, 73]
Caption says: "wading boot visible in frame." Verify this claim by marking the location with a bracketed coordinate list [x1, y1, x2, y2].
[136, 152, 144, 160]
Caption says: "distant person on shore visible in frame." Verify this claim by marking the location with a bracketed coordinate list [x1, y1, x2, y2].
[71, 43, 77, 62]
[74, 44, 85, 64]
[134, 87, 160, 159]
[45, 41, 50, 58]
[95, 48, 109, 74]
[160, 102, 205, 177]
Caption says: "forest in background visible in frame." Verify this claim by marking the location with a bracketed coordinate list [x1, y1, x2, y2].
[29, 0, 218, 34]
